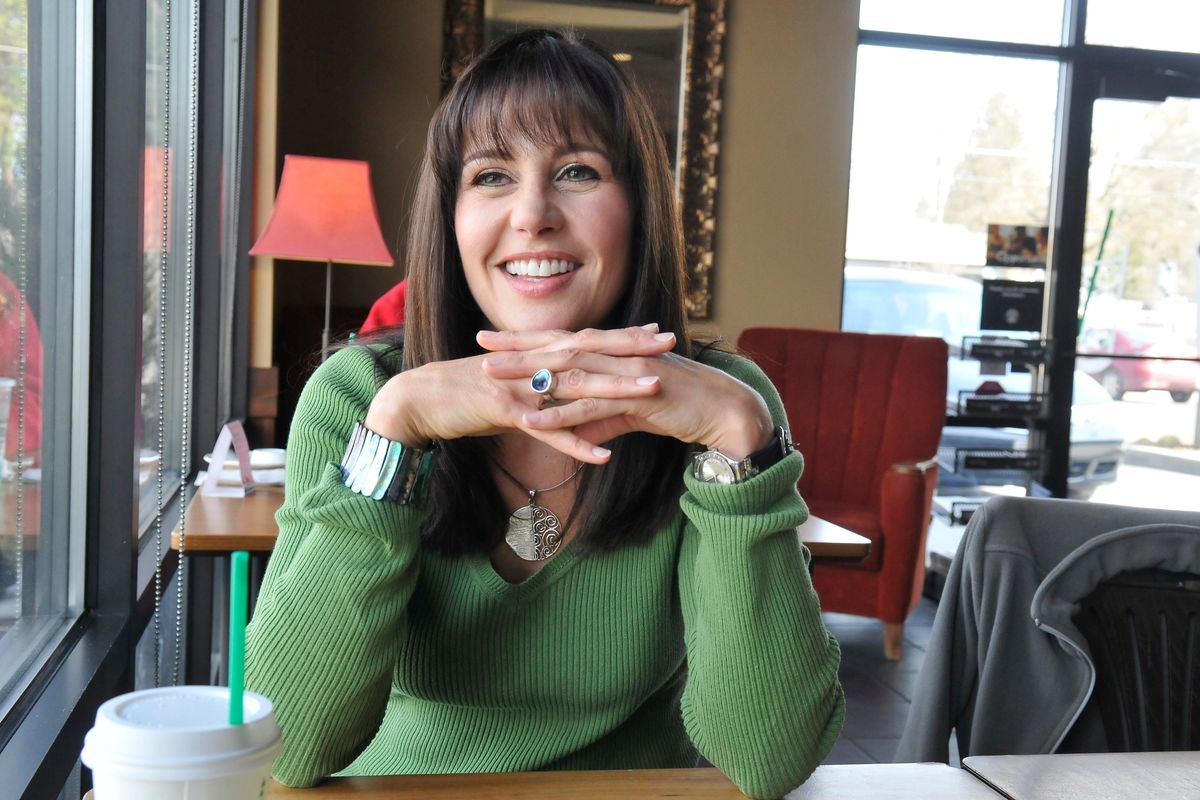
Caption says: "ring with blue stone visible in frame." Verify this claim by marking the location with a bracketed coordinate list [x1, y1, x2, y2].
[530, 368, 556, 404]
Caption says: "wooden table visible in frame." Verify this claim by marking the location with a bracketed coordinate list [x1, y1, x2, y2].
[798, 515, 871, 561]
[171, 485, 283, 552]
[963, 751, 1200, 800]
[171, 486, 871, 561]
[265, 764, 1001, 799]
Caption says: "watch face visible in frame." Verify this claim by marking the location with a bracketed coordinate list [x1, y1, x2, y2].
[697, 454, 737, 484]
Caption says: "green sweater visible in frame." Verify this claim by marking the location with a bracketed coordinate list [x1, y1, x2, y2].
[245, 345, 844, 799]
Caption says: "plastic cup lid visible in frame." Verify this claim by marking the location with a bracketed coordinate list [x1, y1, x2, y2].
[81, 686, 281, 781]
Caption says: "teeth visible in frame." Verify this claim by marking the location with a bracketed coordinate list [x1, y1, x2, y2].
[503, 258, 579, 277]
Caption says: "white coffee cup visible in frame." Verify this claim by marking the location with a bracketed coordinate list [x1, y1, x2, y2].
[81, 685, 282, 800]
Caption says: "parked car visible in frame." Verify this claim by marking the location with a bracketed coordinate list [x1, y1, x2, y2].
[842, 265, 1124, 498]
[1078, 326, 1198, 402]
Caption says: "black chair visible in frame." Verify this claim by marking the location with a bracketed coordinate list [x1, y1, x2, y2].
[895, 498, 1200, 764]
[1073, 568, 1200, 752]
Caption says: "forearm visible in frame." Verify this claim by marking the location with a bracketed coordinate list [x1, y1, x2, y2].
[245, 346, 423, 786]
[246, 464, 423, 786]
[678, 454, 844, 799]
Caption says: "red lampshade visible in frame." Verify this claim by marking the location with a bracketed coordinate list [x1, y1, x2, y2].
[250, 155, 394, 267]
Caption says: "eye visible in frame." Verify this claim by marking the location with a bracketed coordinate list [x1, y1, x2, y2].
[556, 163, 600, 182]
[471, 169, 510, 187]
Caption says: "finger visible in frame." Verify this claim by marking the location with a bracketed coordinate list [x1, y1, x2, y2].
[533, 370, 661, 401]
[572, 416, 641, 445]
[477, 328, 571, 351]
[482, 349, 655, 380]
[522, 397, 641, 431]
[478, 325, 673, 357]
[522, 425, 612, 464]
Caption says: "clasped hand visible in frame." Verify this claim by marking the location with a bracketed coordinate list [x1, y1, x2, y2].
[363, 324, 773, 465]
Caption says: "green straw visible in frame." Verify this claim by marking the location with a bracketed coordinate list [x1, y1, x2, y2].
[1079, 208, 1114, 337]
[229, 550, 249, 725]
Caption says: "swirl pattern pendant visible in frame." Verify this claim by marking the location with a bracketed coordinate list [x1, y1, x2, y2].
[505, 503, 563, 561]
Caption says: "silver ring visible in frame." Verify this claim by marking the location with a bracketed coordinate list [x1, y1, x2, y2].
[530, 368, 556, 404]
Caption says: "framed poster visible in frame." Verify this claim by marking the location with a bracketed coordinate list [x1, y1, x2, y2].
[986, 223, 1049, 268]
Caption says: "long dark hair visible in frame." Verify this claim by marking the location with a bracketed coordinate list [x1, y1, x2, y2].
[374, 29, 693, 555]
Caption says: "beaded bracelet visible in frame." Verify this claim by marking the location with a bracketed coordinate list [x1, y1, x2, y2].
[339, 420, 429, 504]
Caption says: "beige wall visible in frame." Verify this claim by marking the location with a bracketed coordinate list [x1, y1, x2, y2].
[704, 0, 859, 339]
[260, 1, 859, 352]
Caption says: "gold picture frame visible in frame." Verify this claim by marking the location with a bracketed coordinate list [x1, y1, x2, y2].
[443, 0, 727, 319]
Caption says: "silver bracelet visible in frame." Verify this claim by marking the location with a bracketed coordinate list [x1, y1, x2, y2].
[339, 421, 429, 504]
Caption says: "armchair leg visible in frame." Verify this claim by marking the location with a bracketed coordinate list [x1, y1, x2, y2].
[883, 622, 904, 661]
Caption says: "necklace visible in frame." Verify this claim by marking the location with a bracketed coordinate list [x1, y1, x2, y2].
[492, 458, 584, 561]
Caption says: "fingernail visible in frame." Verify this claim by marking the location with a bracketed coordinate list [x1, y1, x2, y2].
[640, 322, 659, 331]
[524, 411, 543, 424]
[636, 376, 659, 386]
[654, 332, 675, 342]
[592, 446, 611, 458]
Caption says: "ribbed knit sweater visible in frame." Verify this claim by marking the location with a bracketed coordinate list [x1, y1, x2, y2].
[245, 345, 844, 799]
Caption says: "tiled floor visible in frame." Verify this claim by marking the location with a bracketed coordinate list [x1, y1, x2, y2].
[821, 597, 955, 765]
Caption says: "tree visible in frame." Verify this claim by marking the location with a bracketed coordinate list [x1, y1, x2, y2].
[933, 92, 1050, 231]
[1087, 99, 1200, 305]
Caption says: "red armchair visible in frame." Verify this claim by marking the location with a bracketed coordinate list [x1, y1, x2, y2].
[738, 327, 948, 660]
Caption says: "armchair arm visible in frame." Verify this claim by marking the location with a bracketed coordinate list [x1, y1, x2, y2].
[875, 458, 939, 623]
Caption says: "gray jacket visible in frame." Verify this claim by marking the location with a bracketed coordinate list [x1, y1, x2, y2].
[894, 496, 1200, 763]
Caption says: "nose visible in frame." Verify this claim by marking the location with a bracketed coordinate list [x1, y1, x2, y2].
[509, 180, 562, 236]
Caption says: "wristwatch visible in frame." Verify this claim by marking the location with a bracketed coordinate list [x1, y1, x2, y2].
[692, 425, 793, 485]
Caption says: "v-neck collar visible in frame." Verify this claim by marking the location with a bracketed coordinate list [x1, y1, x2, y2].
[465, 539, 583, 602]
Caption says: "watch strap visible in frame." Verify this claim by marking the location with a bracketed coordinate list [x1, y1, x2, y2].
[693, 425, 792, 484]
[745, 425, 792, 475]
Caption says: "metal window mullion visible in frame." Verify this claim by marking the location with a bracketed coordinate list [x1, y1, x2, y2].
[1042, 60, 1096, 497]
[857, 28, 1065, 62]
[87, 0, 145, 629]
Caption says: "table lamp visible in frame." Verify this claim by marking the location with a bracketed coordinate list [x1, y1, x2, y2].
[250, 155, 393, 359]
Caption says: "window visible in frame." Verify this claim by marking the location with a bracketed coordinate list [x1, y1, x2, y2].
[847, 6, 1200, 514]
[0, 2, 255, 795]
[845, 46, 1058, 276]
[139, 0, 196, 537]
[0, 0, 87, 727]
[858, 0, 1064, 46]
[1086, 1, 1200, 55]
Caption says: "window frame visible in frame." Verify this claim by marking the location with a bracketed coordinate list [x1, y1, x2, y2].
[854, 0, 1200, 497]
[0, 0, 256, 794]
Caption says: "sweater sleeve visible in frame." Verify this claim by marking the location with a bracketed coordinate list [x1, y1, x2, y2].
[677, 353, 845, 799]
[245, 346, 424, 787]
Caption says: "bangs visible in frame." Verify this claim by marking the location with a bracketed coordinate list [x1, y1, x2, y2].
[438, 34, 631, 177]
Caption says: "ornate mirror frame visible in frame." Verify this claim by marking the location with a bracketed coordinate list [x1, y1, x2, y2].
[443, 0, 727, 318]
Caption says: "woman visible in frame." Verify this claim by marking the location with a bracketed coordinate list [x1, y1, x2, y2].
[246, 29, 843, 799]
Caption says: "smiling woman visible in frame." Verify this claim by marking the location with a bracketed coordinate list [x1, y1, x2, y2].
[245, 28, 843, 800]
[444, 0, 728, 318]
[455, 140, 633, 333]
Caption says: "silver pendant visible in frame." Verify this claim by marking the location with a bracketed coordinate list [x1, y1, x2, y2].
[504, 501, 562, 561]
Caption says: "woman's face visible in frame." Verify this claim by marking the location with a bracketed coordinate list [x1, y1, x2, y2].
[455, 134, 633, 332]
